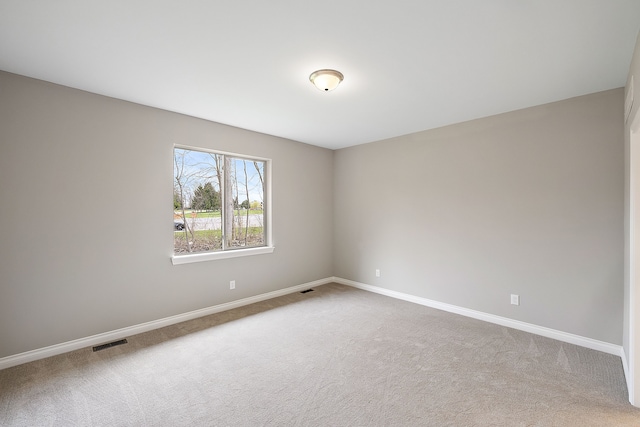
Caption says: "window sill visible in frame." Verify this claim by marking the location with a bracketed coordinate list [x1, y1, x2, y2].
[171, 246, 275, 265]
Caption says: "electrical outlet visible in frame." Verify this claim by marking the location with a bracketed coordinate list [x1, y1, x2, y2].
[230, 280, 235, 290]
[375, 269, 380, 277]
[510, 294, 519, 306]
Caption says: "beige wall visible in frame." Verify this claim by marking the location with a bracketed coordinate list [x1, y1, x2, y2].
[334, 89, 624, 344]
[0, 71, 334, 358]
[0, 69, 627, 361]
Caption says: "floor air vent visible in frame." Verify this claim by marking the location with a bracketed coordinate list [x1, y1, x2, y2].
[300, 289, 314, 294]
[93, 339, 128, 352]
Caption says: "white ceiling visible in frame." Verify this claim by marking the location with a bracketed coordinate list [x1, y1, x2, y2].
[1, 1, 639, 150]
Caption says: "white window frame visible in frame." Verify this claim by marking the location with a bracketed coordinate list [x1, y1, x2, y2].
[171, 145, 274, 265]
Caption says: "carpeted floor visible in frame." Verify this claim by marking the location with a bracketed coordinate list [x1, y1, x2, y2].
[1, 283, 639, 426]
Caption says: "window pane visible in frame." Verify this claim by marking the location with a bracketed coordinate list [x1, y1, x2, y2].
[174, 148, 224, 254]
[173, 147, 266, 255]
[226, 157, 265, 249]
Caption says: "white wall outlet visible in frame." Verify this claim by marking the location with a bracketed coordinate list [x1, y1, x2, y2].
[510, 294, 519, 306]
[230, 280, 236, 290]
[375, 269, 380, 277]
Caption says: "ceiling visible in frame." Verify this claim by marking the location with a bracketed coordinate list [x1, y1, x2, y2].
[1, 1, 639, 150]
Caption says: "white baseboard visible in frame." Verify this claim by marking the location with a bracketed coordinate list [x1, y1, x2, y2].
[1, 276, 624, 371]
[333, 277, 624, 357]
[0, 277, 334, 371]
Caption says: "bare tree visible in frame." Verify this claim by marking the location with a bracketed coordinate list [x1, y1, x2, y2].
[224, 156, 234, 248]
[174, 149, 194, 252]
[231, 160, 242, 244]
[253, 161, 264, 194]
[242, 160, 250, 245]
[212, 154, 223, 197]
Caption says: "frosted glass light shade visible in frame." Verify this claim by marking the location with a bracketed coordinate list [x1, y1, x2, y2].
[309, 69, 344, 92]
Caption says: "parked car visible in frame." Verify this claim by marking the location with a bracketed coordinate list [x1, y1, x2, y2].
[174, 220, 185, 231]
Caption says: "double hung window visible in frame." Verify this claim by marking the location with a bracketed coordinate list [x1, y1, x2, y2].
[172, 146, 272, 264]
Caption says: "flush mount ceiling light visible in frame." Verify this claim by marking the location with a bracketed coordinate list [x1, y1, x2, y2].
[309, 69, 344, 92]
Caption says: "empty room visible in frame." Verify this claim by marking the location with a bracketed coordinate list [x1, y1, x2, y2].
[2, 1, 640, 425]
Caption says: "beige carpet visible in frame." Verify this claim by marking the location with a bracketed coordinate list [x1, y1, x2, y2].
[1, 283, 639, 426]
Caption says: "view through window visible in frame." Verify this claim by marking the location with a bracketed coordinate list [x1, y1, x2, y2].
[173, 146, 267, 255]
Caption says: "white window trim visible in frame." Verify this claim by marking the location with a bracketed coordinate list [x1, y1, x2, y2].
[171, 144, 273, 265]
[171, 246, 275, 265]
